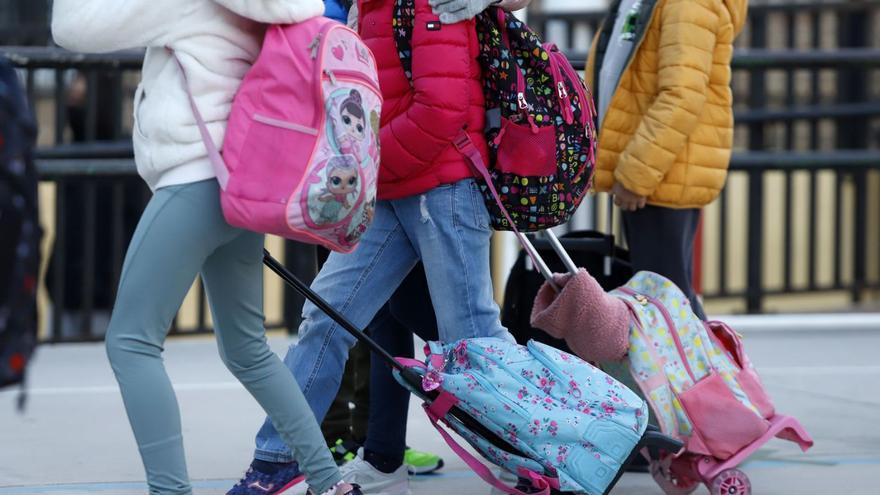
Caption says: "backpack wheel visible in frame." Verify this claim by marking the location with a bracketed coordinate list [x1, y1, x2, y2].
[711, 468, 751, 495]
[650, 460, 698, 495]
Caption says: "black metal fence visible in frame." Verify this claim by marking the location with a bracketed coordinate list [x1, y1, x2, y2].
[535, 0, 880, 313]
[4, 0, 879, 343]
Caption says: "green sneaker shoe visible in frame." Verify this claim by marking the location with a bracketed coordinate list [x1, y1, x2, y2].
[329, 439, 360, 466]
[404, 446, 444, 475]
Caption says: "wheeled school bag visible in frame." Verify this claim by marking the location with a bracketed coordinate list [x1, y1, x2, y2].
[0, 56, 41, 406]
[263, 252, 682, 495]
[181, 17, 382, 253]
[391, 4, 597, 231]
[611, 272, 814, 494]
[518, 230, 815, 495]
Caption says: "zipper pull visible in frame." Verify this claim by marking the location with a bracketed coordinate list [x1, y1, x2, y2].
[309, 34, 322, 59]
[558, 82, 574, 125]
[325, 69, 337, 85]
[517, 92, 528, 110]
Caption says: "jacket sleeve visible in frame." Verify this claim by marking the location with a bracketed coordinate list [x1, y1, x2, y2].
[378, 4, 475, 168]
[51, 0, 185, 53]
[212, 0, 325, 24]
[613, 0, 718, 197]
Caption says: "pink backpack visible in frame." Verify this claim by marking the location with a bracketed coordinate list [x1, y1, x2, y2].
[180, 17, 382, 252]
[613, 272, 811, 459]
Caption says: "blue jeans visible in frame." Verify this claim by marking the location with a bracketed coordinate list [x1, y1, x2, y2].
[255, 179, 512, 462]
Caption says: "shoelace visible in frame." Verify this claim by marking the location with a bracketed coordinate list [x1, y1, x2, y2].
[235, 468, 254, 487]
[310, 481, 359, 495]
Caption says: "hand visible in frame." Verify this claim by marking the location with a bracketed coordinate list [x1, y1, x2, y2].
[430, 0, 496, 24]
[495, 0, 531, 11]
[611, 182, 647, 211]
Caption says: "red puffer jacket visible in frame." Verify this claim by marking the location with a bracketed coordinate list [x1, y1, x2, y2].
[358, 0, 488, 200]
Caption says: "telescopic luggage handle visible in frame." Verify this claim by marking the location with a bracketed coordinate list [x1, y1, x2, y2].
[261, 250, 423, 393]
[520, 194, 618, 288]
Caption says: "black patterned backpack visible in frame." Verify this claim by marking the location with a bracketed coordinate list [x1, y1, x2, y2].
[0, 56, 41, 408]
[392, 3, 597, 231]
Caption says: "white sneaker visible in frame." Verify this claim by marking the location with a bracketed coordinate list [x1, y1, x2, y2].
[490, 470, 523, 495]
[338, 448, 410, 495]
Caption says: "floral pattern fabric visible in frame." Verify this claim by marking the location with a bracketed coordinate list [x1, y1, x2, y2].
[409, 338, 648, 494]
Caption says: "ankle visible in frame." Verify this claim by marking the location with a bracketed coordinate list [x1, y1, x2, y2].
[250, 458, 295, 475]
[364, 448, 403, 474]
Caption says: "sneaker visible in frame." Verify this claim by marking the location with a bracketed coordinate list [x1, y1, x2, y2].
[489, 470, 519, 495]
[308, 482, 363, 495]
[338, 448, 410, 495]
[227, 462, 304, 495]
[330, 439, 362, 466]
[403, 446, 444, 475]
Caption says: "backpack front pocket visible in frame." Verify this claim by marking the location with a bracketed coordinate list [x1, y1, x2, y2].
[495, 119, 557, 177]
[677, 373, 769, 459]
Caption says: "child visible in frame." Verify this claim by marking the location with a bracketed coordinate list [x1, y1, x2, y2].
[586, 0, 747, 320]
[51, 1, 360, 494]
[229, 0, 529, 493]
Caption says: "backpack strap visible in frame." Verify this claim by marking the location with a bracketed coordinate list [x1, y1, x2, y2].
[392, 0, 415, 86]
[422, 392, 554, 495]
[453, 132, 558, 290]
[171, 51, 230, 190]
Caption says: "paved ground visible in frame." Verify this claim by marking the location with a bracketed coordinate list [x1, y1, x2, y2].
[2, 325, 879, 495]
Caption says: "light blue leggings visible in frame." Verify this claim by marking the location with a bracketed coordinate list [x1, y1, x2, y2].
[105, 179, 340, 495]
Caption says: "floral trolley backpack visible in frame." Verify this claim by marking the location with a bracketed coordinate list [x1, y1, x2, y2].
[397, 338, 650, 495]
[180, 17, 382, 252]
[392, 4, 597, 231]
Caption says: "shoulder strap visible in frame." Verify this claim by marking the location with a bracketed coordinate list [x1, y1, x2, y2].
[171, 51, 230, 189]
[453, 132, 560, 290]
[392, 0, 415, 85]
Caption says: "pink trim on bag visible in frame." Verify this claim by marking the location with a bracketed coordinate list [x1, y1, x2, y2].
[253, 114, 319, 135]
[422, 399, 552, 495]
[426, 390, 460, 421]
[620, 299, 684, 439]
[173, 53, 230, 189]
[618, 287, 696, 382]
[453, 133, 545, 271]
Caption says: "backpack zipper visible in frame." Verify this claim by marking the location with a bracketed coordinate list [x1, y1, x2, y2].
[464, 370, 530, 418]
[309, 34, 322, 59]
[323, 69, 382, 96]
[545, 45, 574, 125]
[557, 55, 591, 126]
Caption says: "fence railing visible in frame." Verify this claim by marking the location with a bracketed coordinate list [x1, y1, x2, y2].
[538, 0, 880, 314]
[5, 0, 880, 342]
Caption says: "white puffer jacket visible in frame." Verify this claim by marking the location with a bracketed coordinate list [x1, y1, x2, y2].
[52, 0, 325, 190]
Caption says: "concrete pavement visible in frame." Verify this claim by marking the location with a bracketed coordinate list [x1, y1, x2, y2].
[2, 327, 879, 495]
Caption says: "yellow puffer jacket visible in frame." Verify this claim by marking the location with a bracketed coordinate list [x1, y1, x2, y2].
[586, 0, 748, 208]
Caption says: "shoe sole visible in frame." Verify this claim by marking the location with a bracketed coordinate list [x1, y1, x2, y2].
[354, 479, 410, 495]
[275, 474, 306, 494]
[407, 458, 444, 475]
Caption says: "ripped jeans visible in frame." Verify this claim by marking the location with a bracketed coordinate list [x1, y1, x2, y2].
[255, 178, 512, 462]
